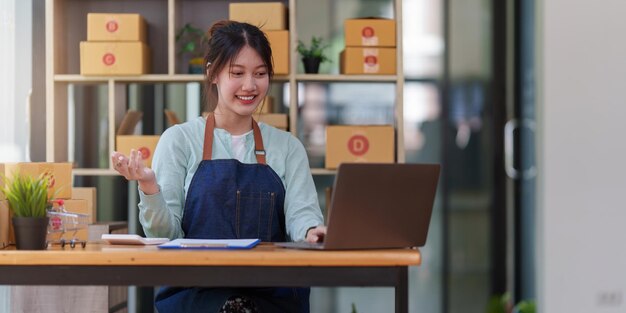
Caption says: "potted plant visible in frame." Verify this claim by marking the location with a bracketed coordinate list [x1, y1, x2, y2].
[1, 173, 53, 250]
[176, 23, 207, 74]
[297, 36, 330, 74]
[487, 293, 536, 313]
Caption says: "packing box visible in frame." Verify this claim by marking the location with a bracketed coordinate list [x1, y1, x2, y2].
[0, 163, 4, 200]
[87, 13, 147, 42]
[116, 136, 160, 168]
[255, 96, 274, 114]
[3, 163, 73, 199]
[325, 125, 395, 169]
[80, 41, 150, 75]
[229, 2, 287, 30]
[254, 113, 288, 130]
[340, 47, 396, 75]
[72, 187, 97, 223]
[344, 18, 396, 47]
[116, 110, 160, 168]
[265, 30, 289, 75]
[0, 200, 9, 248]
[47, 199, 90, 242]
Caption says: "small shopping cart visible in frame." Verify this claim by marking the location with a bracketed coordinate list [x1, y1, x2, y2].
[47, 200, 90, 248]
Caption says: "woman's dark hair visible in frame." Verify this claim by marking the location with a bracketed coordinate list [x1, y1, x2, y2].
[203, 20, 274, 112]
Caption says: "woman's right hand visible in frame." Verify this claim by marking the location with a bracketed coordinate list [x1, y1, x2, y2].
[111, 150, 159, 195]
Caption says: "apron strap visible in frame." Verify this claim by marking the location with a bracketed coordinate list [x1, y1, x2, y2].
[251, 118, 266, 164]
[202, 113, 267, 164]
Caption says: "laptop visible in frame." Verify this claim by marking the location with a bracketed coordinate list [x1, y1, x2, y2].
[276, 163, 440, 250]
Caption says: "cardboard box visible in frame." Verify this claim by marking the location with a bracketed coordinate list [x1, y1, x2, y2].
[254, 113, 288, 130]
[80, 41, 150, 75]
[47, 199, 90, 242]
[265, 30, 289, 75]
[255, 96, 274, 114]
[87, 13, 147, 42]
[0, 163, 5, 200]
[229, 2, 287, 30]
[116, 110, 160, 168]
[325, 125, 395, 169]
[344, 18, 396, 47]
[116, 136, 160, 168]
[4, 163, 73, 199]
[340, 47, 396, 75]
[0, 200, 10, 248]
[71, 187, 97, 223]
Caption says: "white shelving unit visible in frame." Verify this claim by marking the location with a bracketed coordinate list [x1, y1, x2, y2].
[45, 0, 404, 175]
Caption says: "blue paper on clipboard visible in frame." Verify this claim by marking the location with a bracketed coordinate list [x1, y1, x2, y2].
[158, 238, 260, 250]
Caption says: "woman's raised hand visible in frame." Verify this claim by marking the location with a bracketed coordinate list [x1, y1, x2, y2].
[111, 150, 159, 195]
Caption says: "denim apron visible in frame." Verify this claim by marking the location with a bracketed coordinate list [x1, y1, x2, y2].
[155, 114, 310, 313]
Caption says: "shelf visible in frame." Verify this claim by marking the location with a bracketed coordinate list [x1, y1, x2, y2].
[72, 168, 120, 176]
[295, 74, 398, 82]
[54, 74, 289, 84]
[73, 168, 335, 176]
[310, 168, 337, 175]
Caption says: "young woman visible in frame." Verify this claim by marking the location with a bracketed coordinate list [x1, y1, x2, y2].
[111, 20, 326, 313]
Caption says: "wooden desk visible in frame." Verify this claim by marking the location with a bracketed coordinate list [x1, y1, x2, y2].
[0, 243, 421, 313]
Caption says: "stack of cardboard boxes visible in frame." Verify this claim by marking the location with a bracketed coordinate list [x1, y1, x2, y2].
[1, 163, 125, 312]
[229, 2, 289, 75]
[0, 163, 96, 247]
[326, 18, 398, 168]
[340, 18, 397, 75]
[80, 13, 150, 75]
[229, 2, 289, 131]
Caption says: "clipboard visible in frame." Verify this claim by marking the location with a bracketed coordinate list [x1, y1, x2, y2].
[158, 238, 260, 250]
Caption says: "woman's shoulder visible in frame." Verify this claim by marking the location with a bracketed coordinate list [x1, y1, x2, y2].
[259, 123, 298, 143]
[259, 123, 306, 153]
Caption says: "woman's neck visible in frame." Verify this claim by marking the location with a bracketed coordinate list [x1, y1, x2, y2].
[212, 109, 253, 135]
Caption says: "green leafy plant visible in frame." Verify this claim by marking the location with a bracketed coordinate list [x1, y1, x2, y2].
[175, 23, 207, 59]
[487, 293, 536, 313]
[1, 173, 53, 218]
[297, 36, 330, 63]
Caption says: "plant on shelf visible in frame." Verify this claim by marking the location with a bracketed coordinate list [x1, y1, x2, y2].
[487, 293, 536, 313]
[297, 36, 330, 74]
[1, 172, 55, 250]
[176, 23, 208, 74]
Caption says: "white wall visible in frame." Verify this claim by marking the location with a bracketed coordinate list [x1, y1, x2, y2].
[0, 0, 31, 310]
[538, 0, 626, 312]
[0, 0, 31, 162]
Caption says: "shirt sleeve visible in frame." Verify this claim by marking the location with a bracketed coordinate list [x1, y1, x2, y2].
[283, 135, 325, 241]
[137, 126, 187, 239]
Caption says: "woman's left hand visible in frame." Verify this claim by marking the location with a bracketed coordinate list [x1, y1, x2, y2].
[305, 225, 327, 243]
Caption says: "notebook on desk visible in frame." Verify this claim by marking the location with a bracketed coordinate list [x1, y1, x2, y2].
[276, 163, 441, 250]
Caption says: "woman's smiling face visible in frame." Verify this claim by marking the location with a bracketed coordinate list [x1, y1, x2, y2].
[214, 45, 270, 119]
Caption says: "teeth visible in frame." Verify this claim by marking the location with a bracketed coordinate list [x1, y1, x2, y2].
[237, 95, 255, 101]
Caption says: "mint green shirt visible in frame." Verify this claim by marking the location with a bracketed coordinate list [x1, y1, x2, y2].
[138, 116, 324, 241]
